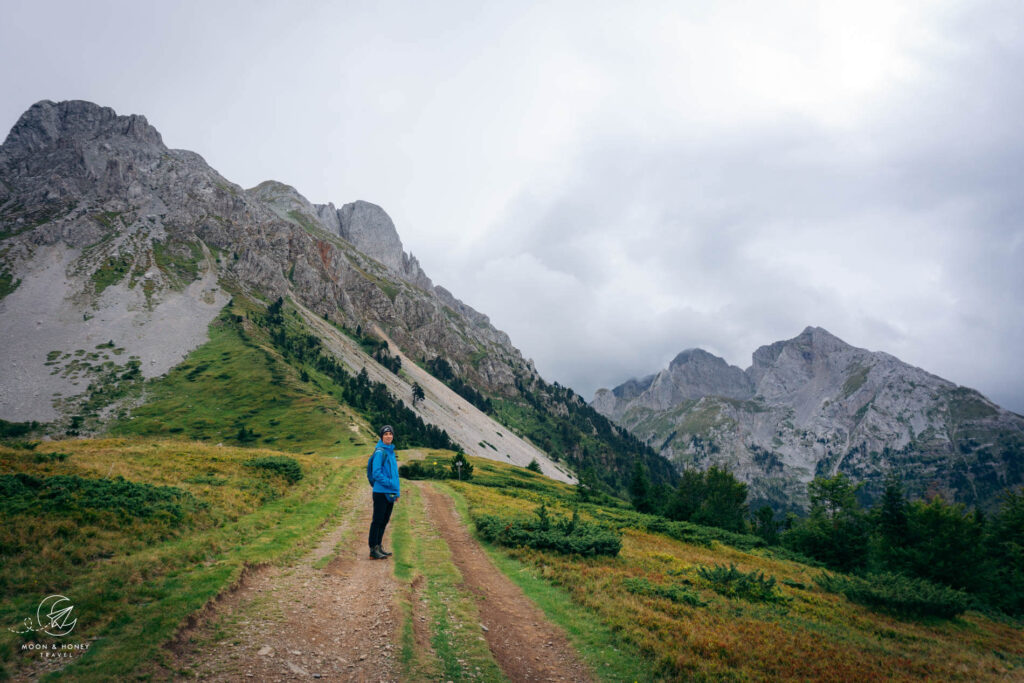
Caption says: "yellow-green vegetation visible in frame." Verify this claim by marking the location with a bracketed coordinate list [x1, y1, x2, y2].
[842, 363, 871, 398]
[444, 456, 1024, 681]
[390, 484, 505, 681]
[90, 254, 131, 296]
[151, 238, 203, 289]
[286, 209, 323, 235]
[0, 438, 362, 680]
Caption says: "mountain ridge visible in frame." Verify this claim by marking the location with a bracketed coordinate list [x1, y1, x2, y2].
[1, 99, 676, 491]
[593, 326, 1024, 510]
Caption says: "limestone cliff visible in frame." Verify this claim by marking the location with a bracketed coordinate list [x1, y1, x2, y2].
[593, 327, 1024, 510]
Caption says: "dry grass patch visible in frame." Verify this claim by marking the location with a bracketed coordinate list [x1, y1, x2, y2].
[448, 463, 1023, 681]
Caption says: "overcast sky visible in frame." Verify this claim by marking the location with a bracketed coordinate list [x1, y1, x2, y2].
[3, 0, 1023, 413]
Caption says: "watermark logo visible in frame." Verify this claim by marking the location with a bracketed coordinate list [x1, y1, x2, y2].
[9, 595, 78, 637]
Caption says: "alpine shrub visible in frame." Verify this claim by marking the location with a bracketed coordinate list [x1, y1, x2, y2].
[474, 505, 622, 557]
[814, 571, 969, 619]
[245, 456, 303, 484]
[697, 563, 787, 604]
[398, 460, 449, 480]
[622, 576, 705, 606]
[0, 473, 201, 524]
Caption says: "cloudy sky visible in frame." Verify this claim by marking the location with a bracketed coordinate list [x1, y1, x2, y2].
[3, 0, 1023, 413]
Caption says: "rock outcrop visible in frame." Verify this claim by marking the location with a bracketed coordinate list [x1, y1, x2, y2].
[593, 327, 1024, 511]
[0, 100, 536, 434]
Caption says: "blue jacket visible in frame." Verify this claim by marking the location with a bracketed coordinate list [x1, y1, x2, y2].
[370, 440, 400, 498]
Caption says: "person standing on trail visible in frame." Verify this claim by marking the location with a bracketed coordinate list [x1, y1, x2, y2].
[368, 425, 400, 560]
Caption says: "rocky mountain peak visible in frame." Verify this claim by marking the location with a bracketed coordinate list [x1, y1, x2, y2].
[751, 326, 849, 369]
[592, 326, 1024, 511]
[337, 200, 404, 271]
[312, 199, 432, 290]
[2, 100, 163, 159]
[666, 348, 754, 400]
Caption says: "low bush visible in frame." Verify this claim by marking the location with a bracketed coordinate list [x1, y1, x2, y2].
[697, 563, 787, 604]
[474, 505, 622, 557]
[245, 456, 303, 484]
[622, 576, 705, 606]
[0, 473, 201, 524]
[33, 451, 70, 463]
[595, 509, 767, 552]
[399, 460, 450, 480]
[814, 571, 969, 619]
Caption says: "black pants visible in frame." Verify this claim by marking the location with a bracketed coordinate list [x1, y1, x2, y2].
[369, 492, 395, 548]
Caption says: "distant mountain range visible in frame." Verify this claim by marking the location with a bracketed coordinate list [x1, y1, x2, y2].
[593, 326, 1024, 510]
[0, 99, 675, 493]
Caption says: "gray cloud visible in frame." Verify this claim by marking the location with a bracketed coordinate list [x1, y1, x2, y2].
[2, 1, 1022, 414]
[447, 5, 1024, 412]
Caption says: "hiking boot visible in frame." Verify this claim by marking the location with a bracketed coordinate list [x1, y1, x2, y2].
[378, 546, 393, 556]
[370, 545, 388, 560]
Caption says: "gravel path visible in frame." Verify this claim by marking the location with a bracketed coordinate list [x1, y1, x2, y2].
[163, 480, 593, 682]
[165, 485, 399, 681]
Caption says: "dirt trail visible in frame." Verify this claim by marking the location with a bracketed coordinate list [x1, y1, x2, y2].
[164, 479, 592, 682]
[165, 486, 399, 681]
[418, 482, 595, 683]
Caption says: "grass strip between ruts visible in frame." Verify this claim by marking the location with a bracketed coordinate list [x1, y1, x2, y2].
[391, 482, 504, 682]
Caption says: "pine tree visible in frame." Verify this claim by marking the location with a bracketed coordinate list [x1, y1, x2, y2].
[629, 461, 653, 513]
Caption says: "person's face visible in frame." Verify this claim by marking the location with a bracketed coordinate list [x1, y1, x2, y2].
[382, 431, 394, 445]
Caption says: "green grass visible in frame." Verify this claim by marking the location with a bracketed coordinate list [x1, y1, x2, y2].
[948, 387, 999, 422]
[286, 209, 323, 235]
[842, 364, 871, 398]
[443, 456, 1024, 681]
[0, 439, 362, 681]
[90, 255, 131, 296]
[0, 268, 20, 301]
[151, 238, 203, 289]
[109, 303, 365, 452]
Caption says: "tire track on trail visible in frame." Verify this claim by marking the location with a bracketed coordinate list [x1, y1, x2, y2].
[418, 482, 595, 683]
[165, 485, 399, 681]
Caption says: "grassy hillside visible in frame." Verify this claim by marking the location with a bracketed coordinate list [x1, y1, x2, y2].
[3, 294, 1019, 680]
[109, 297, 375, 451]
[2, 440, 1021, 680]
[437, 458, 1023, 681]
[0, 438, 363, 680]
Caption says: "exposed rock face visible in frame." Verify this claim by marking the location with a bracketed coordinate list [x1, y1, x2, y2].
[0, 100, 538, 435]
[307, 199, 434, 291]
[593, 327, 1024, 511]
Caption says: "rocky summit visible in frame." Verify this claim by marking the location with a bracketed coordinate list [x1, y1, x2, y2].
[0, 99, 571, 477]
[1, 99, 679, 492]
[593, 326, 1024, 511]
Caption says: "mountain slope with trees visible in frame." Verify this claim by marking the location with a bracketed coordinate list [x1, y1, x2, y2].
[0, 99, 673, 492]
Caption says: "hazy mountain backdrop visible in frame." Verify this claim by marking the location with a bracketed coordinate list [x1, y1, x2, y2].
[593, 326, 1024, 511]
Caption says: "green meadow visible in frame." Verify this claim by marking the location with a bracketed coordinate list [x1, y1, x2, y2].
[2, 442, 1022, 680]
[0, 439, 362, 680]
[1, 294, 1020, 680]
